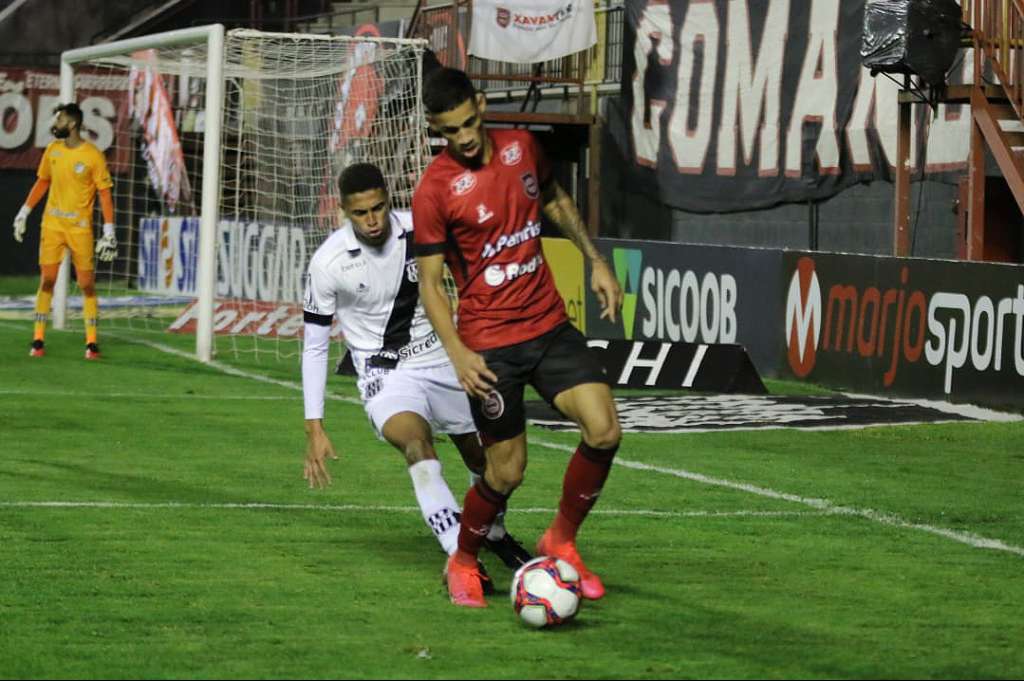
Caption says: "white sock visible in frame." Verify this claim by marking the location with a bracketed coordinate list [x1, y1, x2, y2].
[470, 471, 508, 541]
[409, 459, 461, 555]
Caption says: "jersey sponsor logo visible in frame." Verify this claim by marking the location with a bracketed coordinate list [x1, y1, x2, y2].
[340, 259, 367, 274]
[520, 171, 539, 199]
[368, 331, 442, 368]
[451, 171, 477, 196]
[47, 208, 79, 220]
[481, 220, 541, 258]
[73, 161, 86, 174]
[482, 390, 505, 420]
[483, 253, 544, 287]
[500, 141, 523, 166]
[476, 203, 494, 224]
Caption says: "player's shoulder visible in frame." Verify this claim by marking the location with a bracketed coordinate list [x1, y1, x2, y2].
[82, 141, 107, 158]
[308, 226, 355, 272]
[420, 150, 459, 184]
[390, 209, 413, 232]
[491, 127, 535, 147]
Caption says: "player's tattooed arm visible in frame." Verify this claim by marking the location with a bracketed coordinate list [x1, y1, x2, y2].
[541, 179, 623, 322]
[540, 178, 603, 264]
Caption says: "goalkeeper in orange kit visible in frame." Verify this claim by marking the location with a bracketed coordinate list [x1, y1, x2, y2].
[12, 103, 116, 359]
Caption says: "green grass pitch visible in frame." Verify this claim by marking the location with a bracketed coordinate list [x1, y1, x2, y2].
[1, 316, 1023, 679]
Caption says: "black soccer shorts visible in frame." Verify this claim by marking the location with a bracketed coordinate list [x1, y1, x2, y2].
[468, 322, 609, 444]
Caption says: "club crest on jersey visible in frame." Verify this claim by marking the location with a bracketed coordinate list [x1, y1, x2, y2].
[476, 203, 494, 224]
[74, 161, 86, 174]
[520, 172, 539, 199]
[482, 390, 505, 420]
[405, 259, 419, 283]
[451, 171, 477, 196]
[500, 141, 522, 166]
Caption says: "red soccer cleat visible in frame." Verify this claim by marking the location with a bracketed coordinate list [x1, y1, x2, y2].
[29, 340, 45, 358]
[443, 555, 487, 608]
[537, 529, 606, 600]
[85, 343, 101, 360]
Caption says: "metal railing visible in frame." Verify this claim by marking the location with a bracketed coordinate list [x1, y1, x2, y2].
[407, 0, 623, 106]
[967, 0, 1024, 117]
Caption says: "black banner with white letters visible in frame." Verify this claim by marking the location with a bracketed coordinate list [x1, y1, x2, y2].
[619, 0, 971, 213]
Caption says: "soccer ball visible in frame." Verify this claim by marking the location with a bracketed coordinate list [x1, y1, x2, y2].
[510, 556, 582, 628]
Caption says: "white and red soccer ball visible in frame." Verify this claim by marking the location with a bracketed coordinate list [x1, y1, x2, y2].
[510, 556, 582, 628]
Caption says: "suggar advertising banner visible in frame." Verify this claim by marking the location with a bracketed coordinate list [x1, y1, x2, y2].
[138, 217, 308, 303]
[585, 238, 783, 375]
[782, 252, 1024, 408]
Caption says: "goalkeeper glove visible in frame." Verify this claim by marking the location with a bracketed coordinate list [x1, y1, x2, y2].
[13, 205, 29, 243]
[95, 223, 117, 262]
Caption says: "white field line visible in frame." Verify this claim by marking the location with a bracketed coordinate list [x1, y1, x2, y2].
[0, 389, 296, 401]
[47, 331, 1024, 559]
[0, 500, 820, 520]
[532, 439, 1024, 558]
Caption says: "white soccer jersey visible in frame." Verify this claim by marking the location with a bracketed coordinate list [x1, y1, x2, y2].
[303, 210, 449, 380]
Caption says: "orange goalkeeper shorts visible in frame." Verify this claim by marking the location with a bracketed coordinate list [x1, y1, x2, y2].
[39, 225, 94, 272]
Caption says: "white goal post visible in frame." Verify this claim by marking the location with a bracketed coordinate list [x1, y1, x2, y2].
[58, 25, 224, 361]
[57, 25, 428, 362]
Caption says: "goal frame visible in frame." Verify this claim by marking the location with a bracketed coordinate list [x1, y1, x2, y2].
[57, 24, 226, 362]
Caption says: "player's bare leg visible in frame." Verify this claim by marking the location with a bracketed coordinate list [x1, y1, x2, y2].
[446, 433, 527, 607]
[449, 431, 532, 568]
[30, 263, 60, 357]
[76, 269, 100, 359]
[540, 382, 622, 600]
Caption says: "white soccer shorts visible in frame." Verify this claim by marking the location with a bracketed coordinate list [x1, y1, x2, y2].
[361, 362, 477, 438]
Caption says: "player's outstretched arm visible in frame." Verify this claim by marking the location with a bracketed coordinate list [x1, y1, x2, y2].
[541, 179, 623, 323]
[301, 317, 339, 489]
[416, 252, 496, 399]
[13, 179, 50, 243]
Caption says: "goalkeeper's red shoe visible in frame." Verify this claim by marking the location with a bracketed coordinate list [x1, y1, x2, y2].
[537, 529, 606, 600]
[85, 343, 101, 360]
[29, 340, 44, 357]
[443, 554, 487, 608]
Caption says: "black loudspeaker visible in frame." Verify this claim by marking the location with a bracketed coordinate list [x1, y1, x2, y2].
[861, 0, 963, 87]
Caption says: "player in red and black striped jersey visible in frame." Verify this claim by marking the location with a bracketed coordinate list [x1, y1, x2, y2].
[413, 67, 624, 608]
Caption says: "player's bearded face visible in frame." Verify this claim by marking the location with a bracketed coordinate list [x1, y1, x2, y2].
[431, 94, 488, 168]
[50, 113, 73, 139]
[343, 188, 391, 247]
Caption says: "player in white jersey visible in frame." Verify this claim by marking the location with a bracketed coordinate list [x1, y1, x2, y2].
[301, 163, 531, 582]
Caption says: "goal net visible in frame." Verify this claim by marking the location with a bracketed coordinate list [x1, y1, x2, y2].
[59, 26, 429, 361]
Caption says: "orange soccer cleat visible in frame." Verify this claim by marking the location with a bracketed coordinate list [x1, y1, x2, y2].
[443, 554, 487, 608]
[537, 529, 606, 600]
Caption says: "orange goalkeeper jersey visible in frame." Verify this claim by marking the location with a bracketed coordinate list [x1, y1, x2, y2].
[37, 140, 113, 230]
